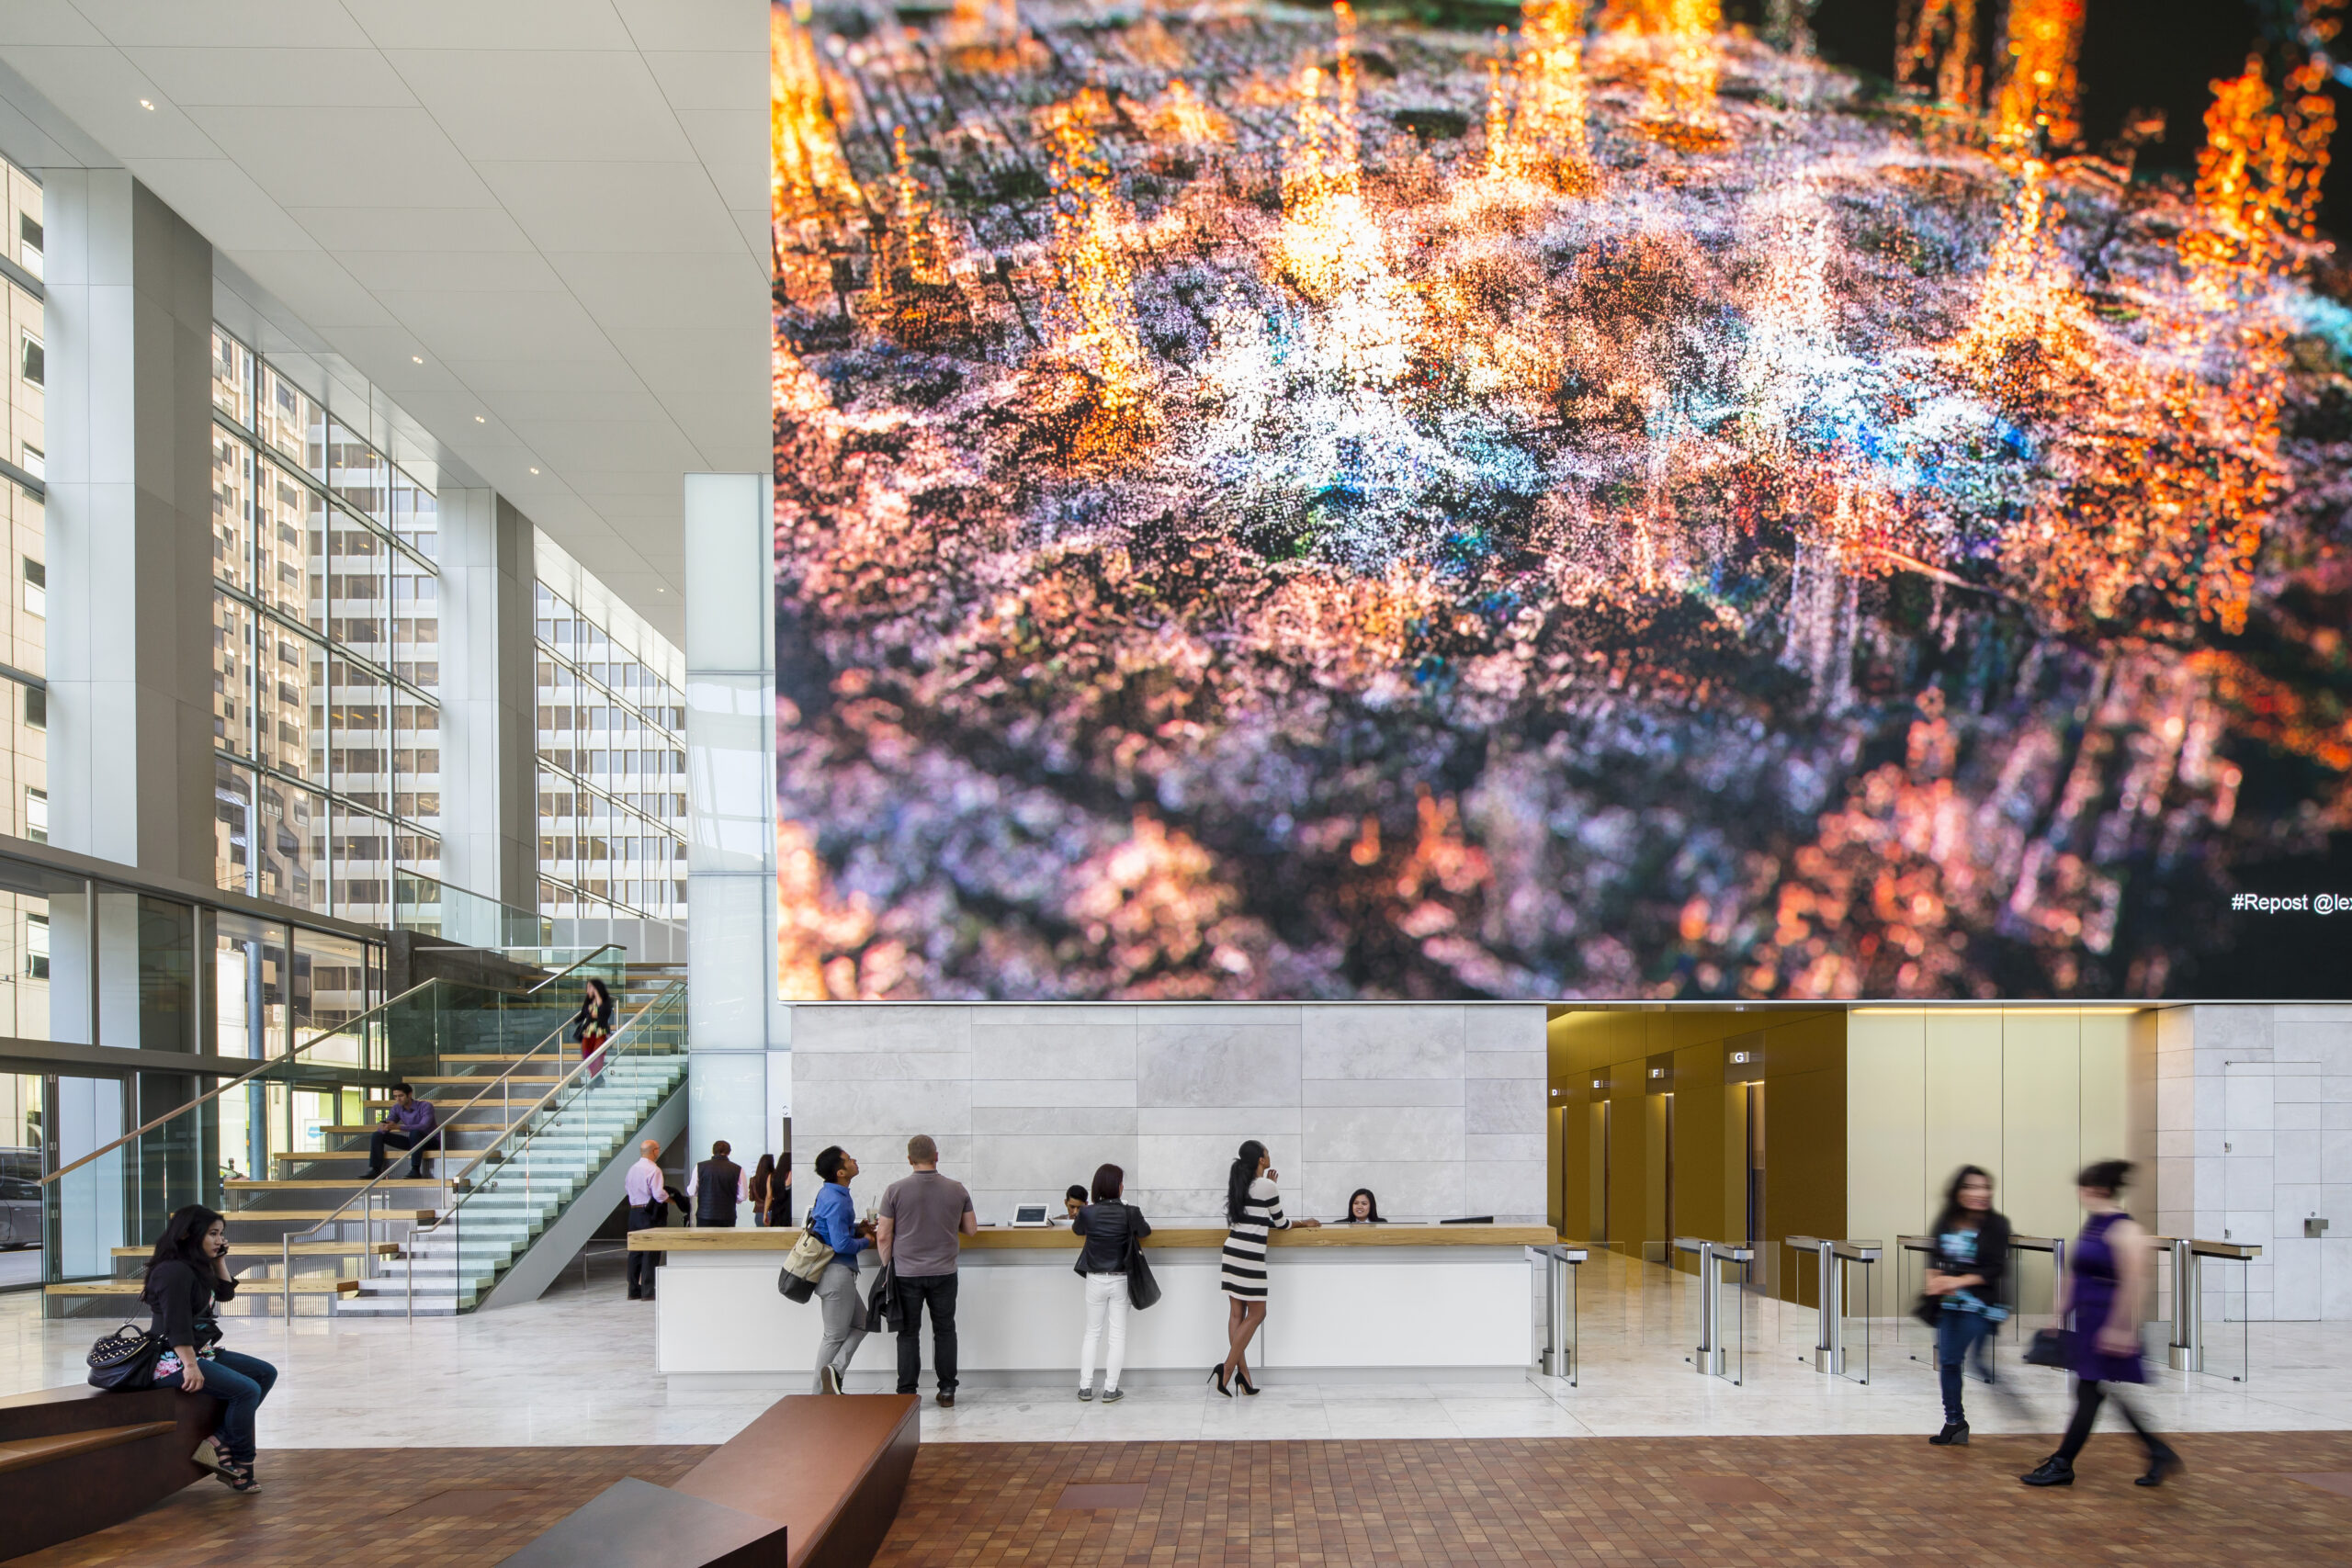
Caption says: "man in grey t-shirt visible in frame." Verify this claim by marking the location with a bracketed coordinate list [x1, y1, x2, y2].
[876, 1134, 978, 1406]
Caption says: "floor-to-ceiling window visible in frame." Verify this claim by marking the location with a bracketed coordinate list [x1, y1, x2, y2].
[209, 326, 441, 944]
[0, 158, 45, 861]
[531, 548, 686, 924]
[1, 161, 51, 1060]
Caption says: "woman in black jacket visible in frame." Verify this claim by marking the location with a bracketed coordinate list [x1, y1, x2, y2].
[143, 1204, 277, 1493]
[1071, 1163, 1149, 1404]
[571, 977, 616, 1084]
[1926, 1165, 2013, 1446]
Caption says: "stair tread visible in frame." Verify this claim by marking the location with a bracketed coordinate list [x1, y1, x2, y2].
[51, 1277, 360, 1295]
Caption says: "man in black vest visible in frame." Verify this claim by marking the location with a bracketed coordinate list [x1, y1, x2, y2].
[688, 1139, 747, 1227]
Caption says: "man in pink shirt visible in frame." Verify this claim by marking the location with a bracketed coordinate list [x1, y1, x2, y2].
[625, 1139, 684, 1300]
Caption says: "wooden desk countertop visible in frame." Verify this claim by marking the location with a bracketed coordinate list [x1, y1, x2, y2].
[629, 1223, 1556, 1251]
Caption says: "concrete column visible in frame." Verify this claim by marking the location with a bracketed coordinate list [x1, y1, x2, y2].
[41, 170, 214, 882]
[435, 486, 537, 919]
[683, 471, 783, 1177]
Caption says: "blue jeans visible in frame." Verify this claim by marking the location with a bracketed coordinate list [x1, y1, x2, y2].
[1936, 1310, 1997, 1424]
[157, 1348, 278, 1464]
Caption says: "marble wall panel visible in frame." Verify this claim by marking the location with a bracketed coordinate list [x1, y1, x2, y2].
[792, 1000, 1548, 1225]
[1465, 1077, 1545, 1136]
[1300, 1105, 1465, 1165]
[793, 1005, 972, 1055]
[1298, 1004, 1464, 1079]
[1136, 1009, 1304, 1106]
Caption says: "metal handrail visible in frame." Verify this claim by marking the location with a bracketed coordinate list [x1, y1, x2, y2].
[435, 981, 687, 1305]
[449, 978, 686, 1189]
[39, 944, 625, 1188]
[274, 1007, 599, 1314]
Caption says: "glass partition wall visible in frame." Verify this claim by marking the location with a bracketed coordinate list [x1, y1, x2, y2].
[0, 841, 385, 1291]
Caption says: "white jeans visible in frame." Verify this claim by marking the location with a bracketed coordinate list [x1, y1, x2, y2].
[1080, 1272, 1128, 1392]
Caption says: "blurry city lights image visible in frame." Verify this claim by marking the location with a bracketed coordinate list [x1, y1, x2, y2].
[773, 0, 2352, 1000]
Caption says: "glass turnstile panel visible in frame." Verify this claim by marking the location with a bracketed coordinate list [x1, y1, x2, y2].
[1714, 1262, 1746, 1385]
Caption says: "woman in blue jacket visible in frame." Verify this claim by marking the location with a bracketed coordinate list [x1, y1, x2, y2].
[808, 1145, 872, 1393]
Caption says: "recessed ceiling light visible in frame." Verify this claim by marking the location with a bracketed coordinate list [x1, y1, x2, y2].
[528, 467, 539, 475]
[474, 415, 485, 423]
[411, 355, 423, 364]
[139, 98, 154, 110]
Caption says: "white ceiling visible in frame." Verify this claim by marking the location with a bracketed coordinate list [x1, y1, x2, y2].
[0, 0, 773, 642]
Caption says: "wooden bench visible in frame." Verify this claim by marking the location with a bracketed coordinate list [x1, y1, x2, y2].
[0, 1384, 221, 1558]
[499, 1394, 919, 1568]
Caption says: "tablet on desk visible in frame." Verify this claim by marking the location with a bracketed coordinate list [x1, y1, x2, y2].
[1011, 1203, 1051, 1227]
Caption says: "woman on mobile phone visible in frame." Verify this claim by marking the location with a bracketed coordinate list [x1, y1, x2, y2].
[143, 1204, 277, 1494]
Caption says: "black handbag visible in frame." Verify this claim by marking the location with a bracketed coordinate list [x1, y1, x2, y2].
[86, 1323, 166, 1392]
[1123, 1207, 1161, 1311]
[2023, 1327, 2073, 1368]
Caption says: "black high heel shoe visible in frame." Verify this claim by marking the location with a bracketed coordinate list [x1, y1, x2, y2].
[1234, 1367, 1260, 1395]
[1208, 1363, 1232, 1397]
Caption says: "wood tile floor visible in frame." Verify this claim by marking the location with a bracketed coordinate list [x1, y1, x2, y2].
[11, 1433, 2352, 1567]
[1, 1446, 711, 1568]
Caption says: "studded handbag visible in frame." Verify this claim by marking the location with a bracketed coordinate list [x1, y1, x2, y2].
[86, 1322, 167, 1392]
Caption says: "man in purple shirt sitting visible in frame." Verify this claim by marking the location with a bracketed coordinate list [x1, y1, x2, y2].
[367, 1083, 440, 1179]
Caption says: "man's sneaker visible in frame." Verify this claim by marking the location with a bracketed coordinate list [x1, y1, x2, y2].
[1929, 1423, 1969, 1446]
[1101, 1388, 1124, 1404]
[820, 1365, 842, 1395]
[1077, 1386, 1093, 1401]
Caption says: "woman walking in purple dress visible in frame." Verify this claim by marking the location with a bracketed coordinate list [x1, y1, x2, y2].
[2020, 1160, 2181, 1489]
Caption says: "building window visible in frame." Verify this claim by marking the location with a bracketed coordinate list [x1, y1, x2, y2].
[23, 786, 43, 844]
[17, 332, 40, 388]
[22, 684, 42, 729]
[21, 557, 40, 618]
[532, 572, 686, 923]
[17, 445, 39, 481]
[16, 213, 38, 279]
[25, 912, 47, 978]
[209, 324, 440, 919]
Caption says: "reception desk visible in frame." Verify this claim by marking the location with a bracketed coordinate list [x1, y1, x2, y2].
[631, 1224, 1554, 1389]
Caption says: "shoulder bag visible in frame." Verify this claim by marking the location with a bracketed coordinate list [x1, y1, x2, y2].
[2023, 1326, 2073, 1368]
[1123, 1206, 1161, 1311]
[777, 1228, 834, 1304]
[87, 1322, 167, 1392]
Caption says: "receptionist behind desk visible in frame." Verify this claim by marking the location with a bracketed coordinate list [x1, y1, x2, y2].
[1340, 1189, 1385, 1224]
[1063, 1185, 1088, 1224]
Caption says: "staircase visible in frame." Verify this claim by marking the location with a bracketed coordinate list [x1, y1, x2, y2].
[340, 1028, 688, 1314]
[55, 957, 687, 1319]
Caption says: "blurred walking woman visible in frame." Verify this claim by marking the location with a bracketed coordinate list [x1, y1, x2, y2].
[1214, 1140, 1317, 1395]
[571, 977, 616, 1082]
[1925, 1165, 2012, 1445]
[144, 1205, 277, 1494]
[2022, 1160, 2181, 1489]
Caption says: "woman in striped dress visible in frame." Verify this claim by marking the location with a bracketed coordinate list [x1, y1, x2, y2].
[1215, 1139, 1318, 1395]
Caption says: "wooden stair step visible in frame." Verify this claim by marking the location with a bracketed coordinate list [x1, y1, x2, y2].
[108, 1243, 397, 1258]
[222, 1209, 436, 1223]
[47, 1278, 360, 1296]
[225, 1179, 444, 1190]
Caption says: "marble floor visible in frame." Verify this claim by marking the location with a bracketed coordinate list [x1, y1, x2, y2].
[6, 1249, 2348, 1448]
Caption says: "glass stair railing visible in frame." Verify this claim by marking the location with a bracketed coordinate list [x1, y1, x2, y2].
[42, 948, 638, 1316]
[339, 978, 688, 1314]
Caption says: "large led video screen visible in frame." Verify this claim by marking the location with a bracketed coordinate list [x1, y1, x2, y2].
[773, 0, 2352, 1000]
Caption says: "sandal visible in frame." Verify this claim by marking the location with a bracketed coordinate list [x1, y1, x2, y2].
[216, 1460, 262, 1494]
